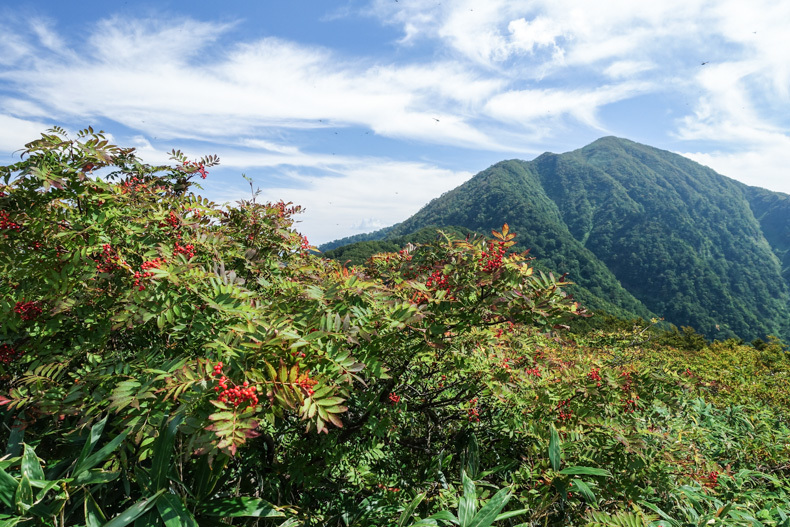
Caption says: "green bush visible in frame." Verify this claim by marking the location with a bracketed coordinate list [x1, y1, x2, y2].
[1, 130, 788, 526]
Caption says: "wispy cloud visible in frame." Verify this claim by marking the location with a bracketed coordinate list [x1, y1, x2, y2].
[484, 82, 654, 130]
[2, 0, 790, 245]
[0, 18, 501, 150]
[0, 114, 52, 156]
[201, 150, 475, 244]
[367, 0, 790, 189]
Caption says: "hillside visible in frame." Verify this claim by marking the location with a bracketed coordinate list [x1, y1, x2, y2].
[323, 137, 790, 341]
[3, 130, 789, 527]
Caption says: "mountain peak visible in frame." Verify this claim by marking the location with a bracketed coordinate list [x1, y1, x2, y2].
[324, 138, 790, 341]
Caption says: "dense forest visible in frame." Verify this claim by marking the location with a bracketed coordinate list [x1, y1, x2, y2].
[323, 137, 790, 343]
[1, 131, 788, 527]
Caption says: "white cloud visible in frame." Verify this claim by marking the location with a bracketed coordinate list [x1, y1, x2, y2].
[0, 20, 503, 150]
[3, 2, 790, 237]
[367, 0, 790, 193]
[201, 150, 474, 244]
[681, 138, 790, 194]
[484, 82, 653, 129]
[261, 159, 473, 245]
[507, 16, 562, 54]
[0, 114, 51, 156]
[30, 19, 66, 53]
[604, 61, 655, 79]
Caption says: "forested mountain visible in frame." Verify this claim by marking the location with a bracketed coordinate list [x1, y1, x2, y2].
[323, 137, 790, 341]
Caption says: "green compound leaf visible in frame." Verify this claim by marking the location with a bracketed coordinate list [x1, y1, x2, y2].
[549, 424, 561, 471]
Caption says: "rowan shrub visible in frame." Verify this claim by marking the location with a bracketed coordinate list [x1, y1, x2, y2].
[0, 129, 788, 526]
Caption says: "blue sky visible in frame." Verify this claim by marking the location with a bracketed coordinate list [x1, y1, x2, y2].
[2, 1, 789, 243]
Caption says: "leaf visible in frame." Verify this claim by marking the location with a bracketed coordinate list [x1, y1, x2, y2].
[103, 490, 164, 527]
[398, 492, 426, 527]
[423, 511, 459, 523]
[191, 454, 229, 502]
[74, 415, 108, 474]
[494, 509, 529, 522]
[74, 469, 120, 486]
[459, 471, 477, 527]
[73, 428, 130, 478]
[549, 424, 561, 471]
[558, 466, 611, 477]
[20, 444, 44, 481]
[325, 411, 344, 428]
[14, 474, 33, 511]
[199, 497, 284, 518]
[468, 487, 512, 527]
[315, 397, 346, 407]
[84, 491, 107, 527]
[0, 468, 17, 508]
[463, 433, 480, 480]
[151, 414, 185, 491]
[155, 493, 199, 527]
[569, 479, 596, 504]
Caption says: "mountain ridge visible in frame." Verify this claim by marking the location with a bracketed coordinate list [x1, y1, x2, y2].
[322, 137, 790, 341]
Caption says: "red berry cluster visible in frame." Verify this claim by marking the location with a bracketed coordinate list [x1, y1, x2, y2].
[212, 362, 259, 407]
[120, 176, 148, 193]
[183, 207, 204, 219]
[588, 368, 602, 387]
[425, 270, 455, 299]
[557, 399, 573, 421]
[376, 483, 401, 492]
[494, 322, 515, 339]
[300, 235, 310, 251]
[95, 244, 123, 273]
[388, 393, 401, 404]
[161, 210, 179, 229]
[500, 357, 513, 370]
[622, 397, 639, 413]
[683, 368, 696, 377]
[174, 242, 196, 259]
[425, 269, 449, 289]
[467, 397, 480, 422]
[295, 371, 318, 396]
[0, 211, 21, 231]
[133, 258, 166, 291]
[182, 161, 208, 179]
[0, 344, 23, 364]
[620, 371, 634, 392]
[479, 241, 506, 272]
[272, 200, 300, 218]
[705, 471, 719, 488]
[525, 367, 541, 378]
[14, 301, 42, 321]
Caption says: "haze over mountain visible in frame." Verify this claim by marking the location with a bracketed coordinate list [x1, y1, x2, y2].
[323, 137, 790, 342]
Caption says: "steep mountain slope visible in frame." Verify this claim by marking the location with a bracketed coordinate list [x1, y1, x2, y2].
[323, 137, 790, 341]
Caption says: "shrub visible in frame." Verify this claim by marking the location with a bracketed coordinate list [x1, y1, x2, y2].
[0, 129, 582, 525]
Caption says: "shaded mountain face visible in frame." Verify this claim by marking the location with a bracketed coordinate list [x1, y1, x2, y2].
[323, 137, 790, 341]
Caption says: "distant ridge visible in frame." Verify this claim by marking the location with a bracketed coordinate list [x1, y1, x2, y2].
[322, 137, 790, 341]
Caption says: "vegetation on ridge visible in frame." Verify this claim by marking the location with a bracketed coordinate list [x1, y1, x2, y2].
[1, 130, 788, 526]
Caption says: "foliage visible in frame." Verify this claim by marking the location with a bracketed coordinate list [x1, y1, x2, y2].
[1, 130, 789, 526]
